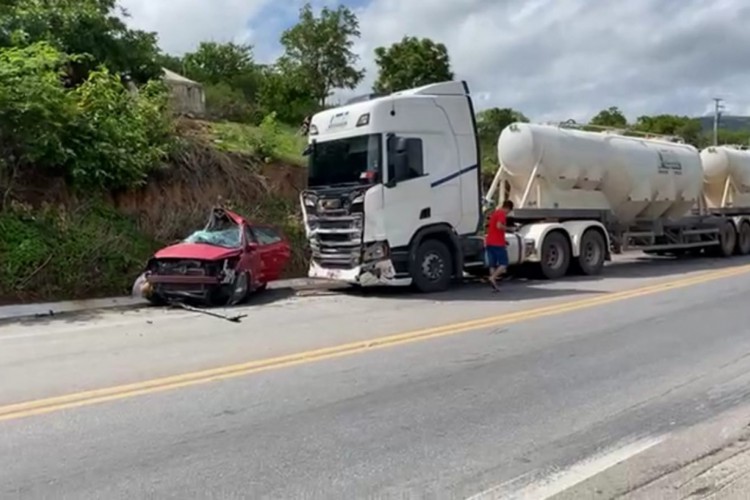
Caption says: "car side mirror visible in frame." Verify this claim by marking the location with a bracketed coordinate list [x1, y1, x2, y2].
[246, 242, 259, 251]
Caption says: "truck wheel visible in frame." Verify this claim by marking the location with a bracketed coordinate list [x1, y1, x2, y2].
[411, 239, 452, 293]
[575, 229, 606, 276]
[736, 221, 750, 255]
[539, 231, 570, 280]
[717, 221, 737, 257]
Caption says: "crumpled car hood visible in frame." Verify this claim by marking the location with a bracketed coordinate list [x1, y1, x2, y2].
[154, 243, 241, 261]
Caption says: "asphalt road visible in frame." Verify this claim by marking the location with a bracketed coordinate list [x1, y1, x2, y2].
[3, 255, 750, 499]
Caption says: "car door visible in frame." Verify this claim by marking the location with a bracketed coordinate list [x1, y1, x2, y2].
[242, 225, 264, 286]
[253, 225, 290, 282]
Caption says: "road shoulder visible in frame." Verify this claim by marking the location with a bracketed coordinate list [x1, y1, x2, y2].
[551, 403, 750, 499]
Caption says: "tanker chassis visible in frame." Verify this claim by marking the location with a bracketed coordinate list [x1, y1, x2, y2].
[300, 80, 750, 293]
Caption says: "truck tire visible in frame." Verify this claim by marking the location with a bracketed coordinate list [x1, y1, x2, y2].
[539, 231, 570, 280]
[411, 239, 452, 293]
[736, 221, 750, 256]
[575, 229, 606, 276]
[716, 221, 737, 258]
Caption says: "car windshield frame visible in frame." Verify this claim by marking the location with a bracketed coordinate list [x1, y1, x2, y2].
[183, 226, 243, 249]
[307, 133, 383, 188]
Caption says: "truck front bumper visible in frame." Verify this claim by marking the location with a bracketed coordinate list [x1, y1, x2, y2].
[309, 259, 411, 287]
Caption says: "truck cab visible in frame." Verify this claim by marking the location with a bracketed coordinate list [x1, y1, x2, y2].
[300, 81, 527, 292]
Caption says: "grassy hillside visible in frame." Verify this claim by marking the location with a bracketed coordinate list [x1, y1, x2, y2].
[697, 115, 750, 132]
[207, 121, 308, 167]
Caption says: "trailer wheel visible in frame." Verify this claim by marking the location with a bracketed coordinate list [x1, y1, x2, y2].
[717, 221, 737, 258]
[411, 239, 452, 293]
[575, 229, 606, 276]
[539, 231, 571, 280]
[736, 221, 750, 256]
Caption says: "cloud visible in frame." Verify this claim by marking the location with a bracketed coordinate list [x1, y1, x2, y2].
[120, 0, 750, 122]
[117, 0, 271, 55]
[350, 0, 750, 121]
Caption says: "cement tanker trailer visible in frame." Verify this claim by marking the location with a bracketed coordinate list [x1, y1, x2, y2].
[485, 122, 750, 280]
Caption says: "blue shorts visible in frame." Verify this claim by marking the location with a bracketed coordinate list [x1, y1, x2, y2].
[485, 245, 509, 268]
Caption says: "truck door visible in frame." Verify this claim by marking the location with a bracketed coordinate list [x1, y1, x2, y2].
[383, 135, 431, 248]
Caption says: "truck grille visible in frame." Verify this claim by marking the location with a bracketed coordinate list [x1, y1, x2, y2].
[307, 214, 363, 269]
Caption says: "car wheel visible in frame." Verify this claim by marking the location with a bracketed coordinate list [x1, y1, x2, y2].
[228, 272, 251, 306]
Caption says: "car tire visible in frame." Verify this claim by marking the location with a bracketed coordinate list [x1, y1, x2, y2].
[227, 272, 251, 306]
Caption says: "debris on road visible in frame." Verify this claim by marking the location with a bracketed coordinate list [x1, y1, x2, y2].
[170, 302, 248, 323]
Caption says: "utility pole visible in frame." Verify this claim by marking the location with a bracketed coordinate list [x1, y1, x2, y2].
[713, 97, 724, 146]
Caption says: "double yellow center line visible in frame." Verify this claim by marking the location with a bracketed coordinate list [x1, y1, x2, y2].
[2, 263, 749, 423]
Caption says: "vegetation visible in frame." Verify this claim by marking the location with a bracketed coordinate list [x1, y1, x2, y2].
[208, 118, 307, 166]
[1, 0, 749, 303]
[476, 108, 530, 171]
[0, 202, 155, 304]
[373, 36, 453, 94]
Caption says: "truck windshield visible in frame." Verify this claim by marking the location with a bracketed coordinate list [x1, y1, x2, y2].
[308, 134, 382, 187]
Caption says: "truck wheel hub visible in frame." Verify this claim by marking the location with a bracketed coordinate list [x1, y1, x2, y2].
[422, 253, 444, 281]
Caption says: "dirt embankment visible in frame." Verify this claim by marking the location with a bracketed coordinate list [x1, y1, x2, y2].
[0, 121, 309, 304]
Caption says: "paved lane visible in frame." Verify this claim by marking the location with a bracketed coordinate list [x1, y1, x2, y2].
[2, 257, 750, 498]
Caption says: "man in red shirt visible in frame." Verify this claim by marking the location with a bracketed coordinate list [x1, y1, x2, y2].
[485, 200, 514, 291]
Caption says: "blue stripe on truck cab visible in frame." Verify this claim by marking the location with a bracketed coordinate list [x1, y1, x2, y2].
[430, 164, 479, 188]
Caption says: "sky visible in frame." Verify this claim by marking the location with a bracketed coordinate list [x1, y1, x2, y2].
[118, 0, 750, 123]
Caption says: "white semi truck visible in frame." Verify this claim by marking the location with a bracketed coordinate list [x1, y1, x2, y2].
[299, 80, 750, 292]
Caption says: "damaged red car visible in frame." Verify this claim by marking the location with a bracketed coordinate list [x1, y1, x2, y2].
[135, 207, 292, 306]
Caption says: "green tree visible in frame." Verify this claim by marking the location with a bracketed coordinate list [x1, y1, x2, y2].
[0, 42, 76, 204]
[0, 41, 173, 195]
[156, 53, 184, 74]
[257, 60, 318, 125]
[373, 36, 453, 94]
[634, 114, 703, 146]
[715, 128, 750, 146]
[476, 108, 529, 168]
[183, 42, 255, 86]
[279, 3, 365, 107]
[0, 0, 162, 84]
[590, 106, 627, 127]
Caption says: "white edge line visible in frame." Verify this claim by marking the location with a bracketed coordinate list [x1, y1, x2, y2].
[468, 434, 667, 500]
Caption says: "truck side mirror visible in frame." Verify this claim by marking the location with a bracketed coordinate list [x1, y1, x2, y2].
[386, 136, 410, 188]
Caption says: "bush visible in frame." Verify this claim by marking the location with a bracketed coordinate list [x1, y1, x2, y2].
[204, 82, 260, 123]
[249, 112, 282, 159]
[67, 68, 174, 189]
[0, 42, 76, 185]
[0, 41, 175, 194]
[0, 202, 157, 302]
